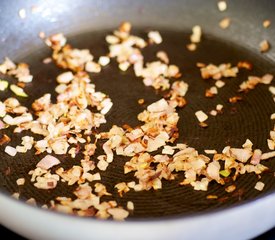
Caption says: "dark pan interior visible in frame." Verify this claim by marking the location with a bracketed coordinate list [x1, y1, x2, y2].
[0, 27, 274, 218]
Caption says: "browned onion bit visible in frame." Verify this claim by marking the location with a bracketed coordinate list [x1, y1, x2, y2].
[219, 18, 231, 29]
[263, 20, 271, 28]
[259, 40, 270, 53]
[0, 134, 11, 145]
[237, 61, 253, 70]
[229, 96, 242, 103]
[199, 63, 238, 80]
[239, 74, 273, 92]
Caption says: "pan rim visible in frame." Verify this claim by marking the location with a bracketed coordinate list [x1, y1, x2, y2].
[1, 190, 275, 240]
[0, 188, 274, 222]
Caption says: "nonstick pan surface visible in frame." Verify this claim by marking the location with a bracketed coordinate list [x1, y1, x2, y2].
[1, 29, 275, 218]
[0, 0, 274, 239]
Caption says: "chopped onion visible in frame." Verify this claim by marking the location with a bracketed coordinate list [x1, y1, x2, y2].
[0, 80, 8, 91]
[254, 181, 265, 191]
[250, 149, 262, 165]
[5, 146, 17, 156]
[230, 148, 252, 162]
[217, 1, 227, 11]
[204, 149, 217, 154]
[0, 120, 5, 130]
[107, 208, 129, 221]
[147, 98, 168, 112]
[98, 56, 110, 66]
[127, 201, 134, 210]
[16, 178, 25, 186]
[206, 161, 220, 181]
[148, 31, 162, 44]
[57, 71, 74, 84]
[36, 155, 61, 170]
[261, 151, 275, 160]
[195, 110, 208, 122]
[190, 25, 202, 43]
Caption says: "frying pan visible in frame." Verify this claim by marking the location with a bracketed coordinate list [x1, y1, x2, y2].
[0, 0, 275, 239]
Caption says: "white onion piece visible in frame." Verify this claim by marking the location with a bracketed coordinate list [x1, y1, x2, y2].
[36, 155, 61, 170]
[230, 148, 252, 162]
[5, 146, 17, 156]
